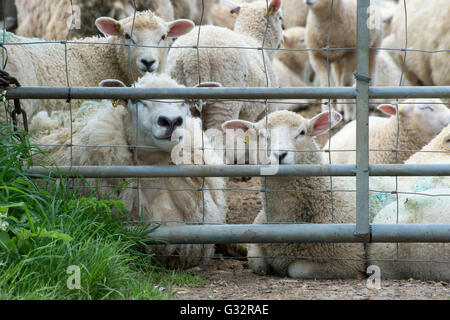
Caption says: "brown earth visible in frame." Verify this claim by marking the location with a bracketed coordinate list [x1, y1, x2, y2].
[172, 258, 449, 300]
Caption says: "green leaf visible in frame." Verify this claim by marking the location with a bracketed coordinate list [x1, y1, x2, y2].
[0, 231, 10, 250]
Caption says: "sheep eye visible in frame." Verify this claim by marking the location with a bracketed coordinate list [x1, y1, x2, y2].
[161, 34, 166, 40]
[124, 33, 131, 40]
[299, 129, 306, 136]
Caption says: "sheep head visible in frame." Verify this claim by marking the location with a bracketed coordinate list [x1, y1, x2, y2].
[222, 110, 342, 165]
[95, 10, 194, 75]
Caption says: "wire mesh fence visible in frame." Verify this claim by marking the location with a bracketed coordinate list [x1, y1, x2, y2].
[1, 0, 449, 279]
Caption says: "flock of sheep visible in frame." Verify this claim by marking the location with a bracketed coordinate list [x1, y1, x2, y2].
[1, 0, 449, 281]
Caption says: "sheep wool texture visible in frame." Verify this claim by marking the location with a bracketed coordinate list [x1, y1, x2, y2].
[368, 188, 450, 281]
[167, 0, 282, 130]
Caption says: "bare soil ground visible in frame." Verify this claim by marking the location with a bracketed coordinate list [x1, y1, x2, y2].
[173, 258, 449, 300]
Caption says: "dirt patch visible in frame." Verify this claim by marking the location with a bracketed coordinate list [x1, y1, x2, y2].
[173, 258, 450, 300]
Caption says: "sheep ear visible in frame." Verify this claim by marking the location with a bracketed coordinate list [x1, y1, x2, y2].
[98, 79, 127, 88]
[308, 111, 342, 136]
[377, 104, 397, 116]
[268, 0, 281, 16]
[196, 82, 222, 88]
[167, 19, 195, 37]
[95, 17, 121, 36]
[222, 119, 255, 132]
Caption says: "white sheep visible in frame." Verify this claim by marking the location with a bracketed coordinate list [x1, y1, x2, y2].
[275, 26, 315, 86]
[3, 10, 194, 120]
[390, 0, 450, 87]
[324, 99, 450, 165]
[36, 73, 227, 269]
[368, 188, 450, 281]
[166, 0, 283, 130]
[304, 0, 383, 121]
[222, 110, 366, 278]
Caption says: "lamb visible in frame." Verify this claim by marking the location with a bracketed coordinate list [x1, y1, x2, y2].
[324, 99, 450, 165]
[15, 0, 176, 40]
[367, 188, 450, 281]
[166, 0, 283, 130]
[275, 26, 315, 86]
[390, 0, 450, 87]
[3, 10, 194, 120]
[304, 0, 383, 121]
[36, 73, 228, 269]
[222, 110, 366, 278]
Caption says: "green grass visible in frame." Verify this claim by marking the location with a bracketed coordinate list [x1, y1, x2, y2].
[0, 123, 204, 299]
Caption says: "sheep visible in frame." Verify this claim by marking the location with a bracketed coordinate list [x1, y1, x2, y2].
[166, 0, 283, 130]
[14, 0, 176, 40]
[275, 26, 315, 86]
[36, 73, 228, 269]
[3, 10, 194, 120]
[304, 0, 383, 121]
[374, 0, 398, 37]
[367, 188, 450, 281]
[374, 34, 412, 87]
[390, 0, 450, 87]
[209, 0, 256, 30]
[222, 110, 366, 278]
[324, 99, 450, 165]
[282, 0, 308, 28]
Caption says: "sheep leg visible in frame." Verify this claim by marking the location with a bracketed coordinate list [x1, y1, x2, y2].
[309, 53, 337, 114]
[248, 243, 270, 275]
[287, 260, 324, 279]
[340, 54, 358, 121]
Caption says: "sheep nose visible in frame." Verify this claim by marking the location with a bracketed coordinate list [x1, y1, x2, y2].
[157, 116, 184, 131]
[274, 152, 288, 163]
[141, 59, 156, 71]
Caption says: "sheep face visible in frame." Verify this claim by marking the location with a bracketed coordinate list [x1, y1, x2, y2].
[222, 110, 342, 165]
[127, 99, 188, 151]
[98, 78, 188, 152]
[377, 99, 450, 142]
[96, 11, 194, 75]
[234, 0, 284, 48]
